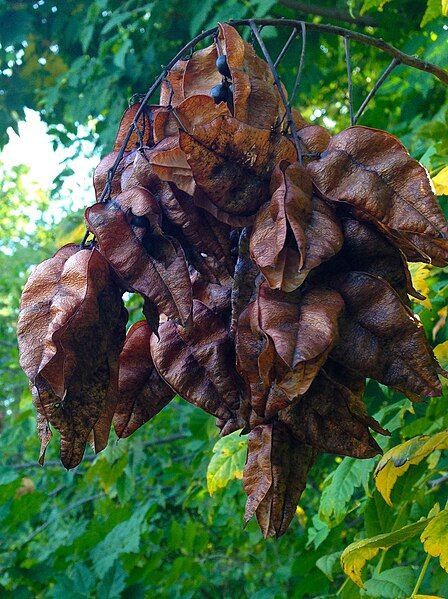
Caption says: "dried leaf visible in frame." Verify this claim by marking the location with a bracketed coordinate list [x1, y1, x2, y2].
[236, 283, 343, 419]
[180, 24, 282, 129]
[129, 98, 229, 197]
[280, 362, 385, 459]
[257, 284, 343, 374]
[336, 218, 422, 304]
[250, 161, 311, 280]
[160, 60, 187, 106]
[148, 136, 196, 196]
[156, 181, 234, 284]
[330, 271, 444, 399]
[93, 150, 130, 200]
[114, 321, 173, 438]
[154, 95, 228, 144]
[250, 161, 342, 291]
[308, 126, 448, 265]
[150, 300, 241, 420]
[192, 274, 231, 314]
[243, 422, 316, 537]
[218, 23, 283, 129]
[299, 125, 332, 154]
[19, 248, 127, 468]
[114, 102, 153, 152]
[292, 109, 332, 154]
[85, 187, 192, 326]
[178, 115, 296, 224]
[231, 227, 259, 335]
[243, 424, 273, 522]
[183, 44, 221, 99]
[18, 244, 80, 383]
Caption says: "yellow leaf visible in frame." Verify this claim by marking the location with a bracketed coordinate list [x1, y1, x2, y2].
[421, 509, 448, 572]
[443, 0, 448, 15]
[409, 263, 432, 309]
[295, 505, 307, 527]
[434, 340, 448, 368]
[414, 595, 445, 598]
[432, 166, 448, 195]
[341, 518, 431, 587]
[374, 431, 448, 505]
[206, 431, 246, 495]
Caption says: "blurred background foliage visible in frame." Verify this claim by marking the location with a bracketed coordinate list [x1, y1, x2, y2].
[0, 0, 448, 597]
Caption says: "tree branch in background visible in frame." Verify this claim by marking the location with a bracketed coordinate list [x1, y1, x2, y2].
[279, 0, 378, 27]
[428, 472, 448, 488]
[10, 433, 189, 469]
[229, 19, 448, 85]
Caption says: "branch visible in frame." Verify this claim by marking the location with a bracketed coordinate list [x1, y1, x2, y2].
[12, 492, 104, 550]
[353, 57, 400, 124]
[98, 18, 447, 210]
[428, 472, 448, 488]
[228, 19, 448, 86]
[249, 21, 303, 163]
[10, 433, 189, 470]
[279, 0, 378, 27]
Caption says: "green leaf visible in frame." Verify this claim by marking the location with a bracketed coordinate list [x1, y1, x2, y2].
[113, 38, 132, 70]
[364, 491, 395, 537]
[0, 467, 19, 486]
[97, 561, 126, 599]
[360, 0, 391, 15]
[206, 430, 246, 495]
[189, 0, 217, 35]
[421, 0, 445, 28]
[421, 509, 448, 573]
[252, 0, 278, 17]
[363, 566, 415, 598]
[374, 431, 448, 506]
[319, 457, 374, 526]
[90, 505, 150, 576]
[101, 11, 133, 35]
[341, 517, 432, 587]
[316, 551, 342, 581]
[307, 514, 331, 549]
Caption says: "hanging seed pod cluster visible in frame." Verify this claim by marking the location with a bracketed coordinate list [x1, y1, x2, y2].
[17, 22, 448, 538]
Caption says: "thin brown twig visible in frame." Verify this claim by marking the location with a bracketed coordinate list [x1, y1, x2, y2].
[344, 36, 355, 126]
[353, 57, 400, 124]
[279, 0, 378, 27]
[229, 19, 448, 85]
[274, 26, 297, 67]
[249, 20, 303, 164]
[86, 17, 448, 246]
[289, 21, 307, 106]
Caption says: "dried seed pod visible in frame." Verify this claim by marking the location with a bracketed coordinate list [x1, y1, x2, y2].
[18, 247, 127, 468]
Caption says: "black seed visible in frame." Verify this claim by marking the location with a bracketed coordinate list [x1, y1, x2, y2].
[216, 55, 231, 78]
[210, 83, 229, 104]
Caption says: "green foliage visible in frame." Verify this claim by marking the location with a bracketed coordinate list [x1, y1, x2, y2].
[319, 457, 374, 526]
[363, 566, 415, 598]
[1, 0, 448, 597]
